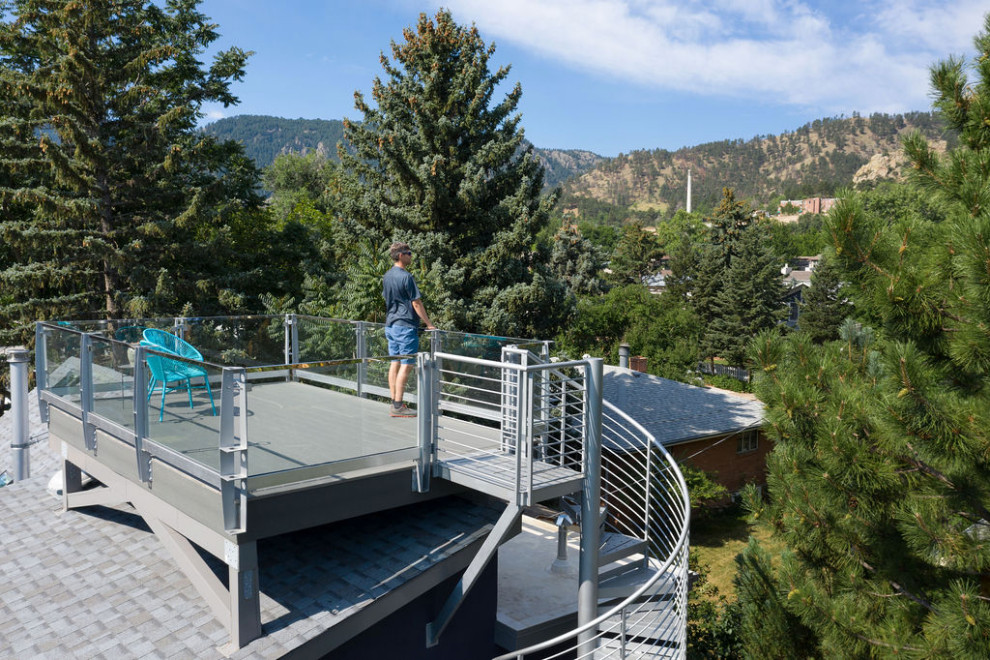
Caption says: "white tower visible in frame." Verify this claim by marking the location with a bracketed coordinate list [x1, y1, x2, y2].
[686, 169, 692, 214]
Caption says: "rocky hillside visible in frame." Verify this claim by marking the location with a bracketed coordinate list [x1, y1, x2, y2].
[561, 112, 953, 218]
[202, 115, 605, 185]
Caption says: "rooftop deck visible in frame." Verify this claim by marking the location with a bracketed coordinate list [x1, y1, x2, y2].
[8, 315, 690, 658]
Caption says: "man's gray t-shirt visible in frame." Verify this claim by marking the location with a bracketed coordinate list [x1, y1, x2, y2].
[383, 266, 421, 327]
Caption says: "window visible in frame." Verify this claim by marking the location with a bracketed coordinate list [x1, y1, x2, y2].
[737, 430, 758, 454]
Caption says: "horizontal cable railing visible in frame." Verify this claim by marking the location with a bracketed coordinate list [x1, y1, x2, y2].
[491, 395, 690, 659]
[430, 350, 591, 503]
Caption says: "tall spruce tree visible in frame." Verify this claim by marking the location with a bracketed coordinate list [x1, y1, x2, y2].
[335, 9, 573, 337]
[694, 188, 783, 367]
[0, 0, 259, 343]
[739, 17, 990, 656]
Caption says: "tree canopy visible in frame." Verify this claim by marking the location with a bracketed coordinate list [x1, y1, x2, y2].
[334, 9, 573, 337]
[737, 16, 990, 656]
[0, 0, 267, 343]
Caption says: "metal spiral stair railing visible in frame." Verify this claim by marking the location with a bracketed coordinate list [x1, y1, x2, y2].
[491, 385, 691, 658]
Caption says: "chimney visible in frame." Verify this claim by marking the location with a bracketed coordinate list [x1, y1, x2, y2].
[618, 343, 630, 369]
[629, 355, 648, 373]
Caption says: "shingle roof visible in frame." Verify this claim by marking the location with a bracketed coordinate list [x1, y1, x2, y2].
[0, 391, 500, 659]
[602, 366, 764, 448]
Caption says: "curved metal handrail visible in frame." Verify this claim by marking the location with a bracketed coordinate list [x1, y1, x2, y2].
[492, 399, 691, 660]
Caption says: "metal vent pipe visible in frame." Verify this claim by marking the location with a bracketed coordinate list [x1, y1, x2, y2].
[7, 347, 31, 481]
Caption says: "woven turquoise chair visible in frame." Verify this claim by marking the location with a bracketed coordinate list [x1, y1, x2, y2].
[141, 330, 216, 420]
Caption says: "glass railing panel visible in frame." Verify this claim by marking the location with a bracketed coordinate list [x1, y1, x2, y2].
[88, 334, 136, 431]
[41, 323, 83, 403]
[296, 316, 360, 362]
[244, 359, 418, 480]
[141, 350, 224, 472]
[181, 315, 284, 367]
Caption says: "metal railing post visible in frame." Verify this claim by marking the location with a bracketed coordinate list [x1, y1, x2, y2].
[174, 316, 187, 340]
[35, 323, 49, 422]
[80, 334, 96, 451]
[356, 322, 367, 397]
[578, 357, 603, 656]
[8, 347, 31, 481]
[291, 314, 300, 366]
[414, 352, 432, 493]
[284, 314, 293, 382]
[220, 367, 249, 533]
[132, 345, 151, 483]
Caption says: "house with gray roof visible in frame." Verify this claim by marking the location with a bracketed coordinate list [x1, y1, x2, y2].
[603, 364, 767, 493]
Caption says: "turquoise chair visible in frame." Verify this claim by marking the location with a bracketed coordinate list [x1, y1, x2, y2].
[141, 330, 217, 421]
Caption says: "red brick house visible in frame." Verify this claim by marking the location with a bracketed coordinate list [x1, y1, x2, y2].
[603, 365, 768, 493]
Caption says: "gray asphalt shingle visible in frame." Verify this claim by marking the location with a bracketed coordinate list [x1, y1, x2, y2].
[602, 365, 764, 448]
[1, 390, 499, 658]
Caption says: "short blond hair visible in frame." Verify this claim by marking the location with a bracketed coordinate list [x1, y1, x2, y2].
[389, 242, 410, 261]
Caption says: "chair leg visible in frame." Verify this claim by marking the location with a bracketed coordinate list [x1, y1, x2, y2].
[160, 385, 167, 422]
[203, 376, 217, 416]
[185, 378, 194, 409]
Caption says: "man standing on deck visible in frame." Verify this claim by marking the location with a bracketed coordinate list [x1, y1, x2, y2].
[383, 242, 435, 417]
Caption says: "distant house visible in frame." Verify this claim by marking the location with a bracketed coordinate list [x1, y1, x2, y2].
[778, 197, 837, 216]
[781, 255, 821, 328]
[602, 365, 768, 493]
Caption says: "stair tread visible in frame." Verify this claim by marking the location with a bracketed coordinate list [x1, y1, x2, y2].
[599, 531, 646, 565]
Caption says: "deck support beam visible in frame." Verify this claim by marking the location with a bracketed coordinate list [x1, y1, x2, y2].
[426, 503, 522, 647]
[56, 439, 262, 651]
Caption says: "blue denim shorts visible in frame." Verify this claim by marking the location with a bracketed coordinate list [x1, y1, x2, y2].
[385, 325, 419, 365]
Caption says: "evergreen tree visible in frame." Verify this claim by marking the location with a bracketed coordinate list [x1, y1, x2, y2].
[706, 222, 785, 367]
[0, 0, 259, 342]
[607, 221, 663, 284]
[694, 188, 782, 366]
[335, 9, 572, 337]
[796, 254, 845, 343]
[739, 19, 990, 655]
[550, 227, 607, 296]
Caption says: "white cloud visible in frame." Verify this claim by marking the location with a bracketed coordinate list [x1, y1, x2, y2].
[441, 0, 987, 114]
[204, 109, 227, 121]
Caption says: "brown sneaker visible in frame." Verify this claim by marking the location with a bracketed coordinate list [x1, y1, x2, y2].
[390, 404, 415, 417]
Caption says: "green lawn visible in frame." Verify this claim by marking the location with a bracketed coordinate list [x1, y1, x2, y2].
[689, 505, 784, 599]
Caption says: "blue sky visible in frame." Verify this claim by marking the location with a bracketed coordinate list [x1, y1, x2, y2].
[199, 0, 987, 157]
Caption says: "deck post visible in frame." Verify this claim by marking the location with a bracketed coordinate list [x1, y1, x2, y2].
[34, 323, 49, 422]
[414, 351, 432, 492]
[225, 540, 262, 649]
[8, 346, 31, 481]
[577, 357, 603, 656]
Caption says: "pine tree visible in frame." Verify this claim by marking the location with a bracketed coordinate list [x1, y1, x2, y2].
[740, 17, 990, 655]
[335, 9, 573, 337]
[0, 0, 259, 343]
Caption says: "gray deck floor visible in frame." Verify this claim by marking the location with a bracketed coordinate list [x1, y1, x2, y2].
[92, 381, 424, 480]
[80, 376, 578, 500]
